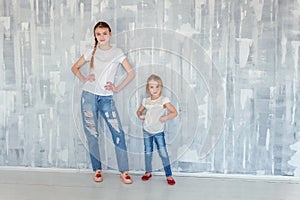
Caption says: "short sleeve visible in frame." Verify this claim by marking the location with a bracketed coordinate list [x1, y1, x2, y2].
[83, 46, 94, 61]
[162, 96, 170, 105]
[116, 48, 126, 63]
[142, 98, 147, 107]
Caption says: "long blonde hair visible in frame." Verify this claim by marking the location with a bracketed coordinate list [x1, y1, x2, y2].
[90, 21, 111, 69]
[146, 74, 163, 95]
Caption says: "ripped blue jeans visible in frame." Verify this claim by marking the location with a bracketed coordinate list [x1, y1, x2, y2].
[81, 90, 129, 172]
[143, 129, 172, 177]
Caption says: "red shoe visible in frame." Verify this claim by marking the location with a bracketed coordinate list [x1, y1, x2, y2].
[141, 173, 152, 181]
[167, 177, 175, 185]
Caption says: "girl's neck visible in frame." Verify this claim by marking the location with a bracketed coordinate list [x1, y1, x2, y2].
[98, 44, 112, 50]
[151, 95, 161, 100]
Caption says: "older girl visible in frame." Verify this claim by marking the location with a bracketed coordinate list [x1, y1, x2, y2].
[71, 21, 135, 184]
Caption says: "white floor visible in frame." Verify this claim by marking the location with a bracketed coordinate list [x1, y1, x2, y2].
[1, 167, 300, 200]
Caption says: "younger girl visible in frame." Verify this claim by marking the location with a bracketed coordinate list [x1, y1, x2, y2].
[136, 74, 178, 185]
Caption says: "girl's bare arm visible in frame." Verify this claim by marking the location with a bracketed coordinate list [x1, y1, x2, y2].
[114, 58, 135, 92]
[71, 55, 95, 82]
[160, 103, 178, 122]
[137, 105, 146, 120]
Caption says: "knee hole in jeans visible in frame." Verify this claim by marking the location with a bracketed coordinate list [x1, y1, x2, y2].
[84, 111, 96, 132]
[105, 111, 120, 133]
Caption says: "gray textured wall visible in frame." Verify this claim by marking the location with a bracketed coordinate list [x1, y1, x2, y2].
[0, 0, 300, 177]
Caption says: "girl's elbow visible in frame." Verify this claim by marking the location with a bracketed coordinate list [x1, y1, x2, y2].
[71, 64, 79, 73]
[174, 111, 178, 117]
[130, 70, 135, 78]
[71, 67, 76, 74]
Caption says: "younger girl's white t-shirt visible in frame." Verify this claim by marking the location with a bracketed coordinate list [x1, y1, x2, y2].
[82, 46, 126, 96]
[142, 96, 170, 134]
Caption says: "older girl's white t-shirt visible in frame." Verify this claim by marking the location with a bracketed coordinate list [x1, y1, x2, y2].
[142, 96, 170, 134]
[82, 46, 125, 96]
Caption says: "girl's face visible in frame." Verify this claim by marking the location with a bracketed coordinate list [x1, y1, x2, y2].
[94, 27, 111, 47]
[148, 80, 162, 99]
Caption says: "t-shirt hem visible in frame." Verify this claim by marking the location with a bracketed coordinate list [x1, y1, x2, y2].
[143, 127, 165, 134]
[82, 88, 113, 96]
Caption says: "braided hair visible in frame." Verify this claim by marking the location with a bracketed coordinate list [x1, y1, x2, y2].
[90, 21, 112, 69]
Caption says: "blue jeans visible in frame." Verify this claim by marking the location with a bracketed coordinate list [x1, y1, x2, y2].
[81, 90, 129, 172]
[143, 129, 172, 177]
